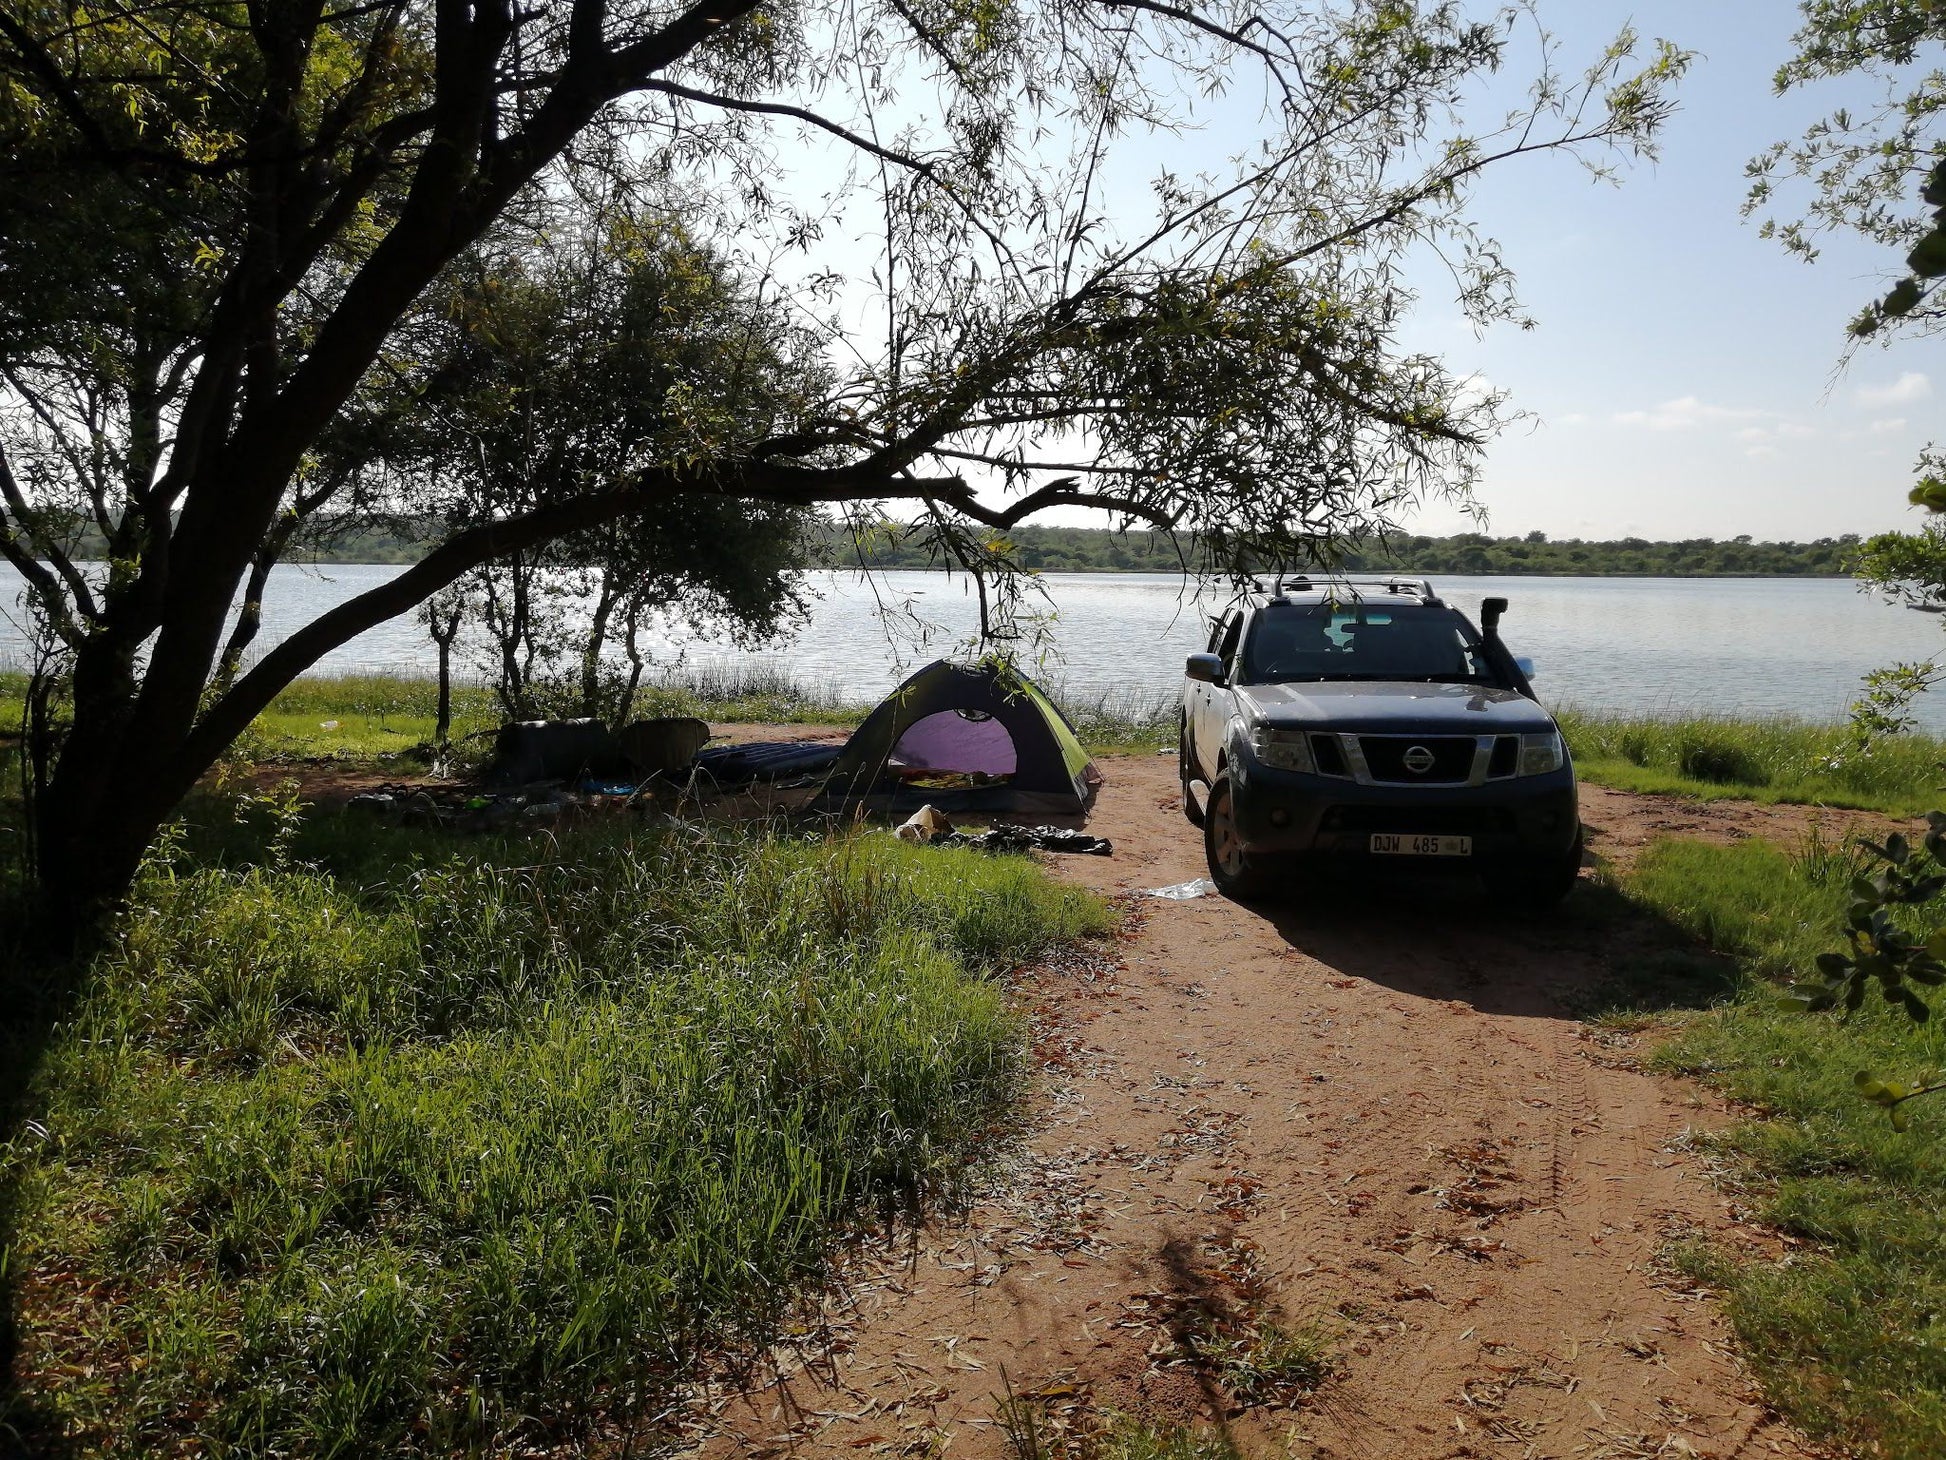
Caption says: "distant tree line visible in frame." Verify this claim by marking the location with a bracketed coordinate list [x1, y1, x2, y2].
[806, 523, 1863, 577]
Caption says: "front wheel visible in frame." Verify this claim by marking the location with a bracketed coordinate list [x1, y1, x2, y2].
[1203, 772, 1277, 901]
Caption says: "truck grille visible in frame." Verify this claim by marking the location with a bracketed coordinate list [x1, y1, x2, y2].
[1487, 735, 1519, 778]
[1357, 735, 1476, 783]
[1310, 734, 1350, 777]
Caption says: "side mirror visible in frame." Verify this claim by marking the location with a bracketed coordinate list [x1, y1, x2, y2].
[1481, 596, 1507, 632]
[1185, 652, 1227, 685]
[1514, 656, 1536, 678]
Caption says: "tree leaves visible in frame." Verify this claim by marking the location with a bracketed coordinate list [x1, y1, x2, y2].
[1792, 814, 1946, 1126]
[1752, 1, 1946, 344]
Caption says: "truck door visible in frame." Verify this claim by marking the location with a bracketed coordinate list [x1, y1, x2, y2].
[1194, 610, 1244, 779]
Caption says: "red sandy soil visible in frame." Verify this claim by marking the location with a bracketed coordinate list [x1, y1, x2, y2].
[666, 748, 1895, 1460]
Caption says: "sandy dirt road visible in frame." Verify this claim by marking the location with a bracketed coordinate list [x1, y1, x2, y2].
[682, 751, 1902, 1460]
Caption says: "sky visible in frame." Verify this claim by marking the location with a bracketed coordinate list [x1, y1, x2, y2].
[1390, 2, 1942, 542]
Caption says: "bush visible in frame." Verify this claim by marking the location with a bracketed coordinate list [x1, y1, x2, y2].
[1675, 734, 1771, 786]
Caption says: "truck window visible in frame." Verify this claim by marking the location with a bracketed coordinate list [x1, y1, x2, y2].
[1216, 612, 1245, 670]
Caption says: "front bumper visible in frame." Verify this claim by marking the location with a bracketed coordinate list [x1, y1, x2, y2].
[1229, 755, 1579, 860]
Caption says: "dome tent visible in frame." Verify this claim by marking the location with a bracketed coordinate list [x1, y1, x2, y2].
[817, 659, 1101, 814]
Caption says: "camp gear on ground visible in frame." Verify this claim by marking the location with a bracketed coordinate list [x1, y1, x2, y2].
[615, 717, 711, 778]
[693, 740, 846, 784]
[939, 825, 1113, 856]
[817, 660, 1102, 814]
[489, 719, 631, 785]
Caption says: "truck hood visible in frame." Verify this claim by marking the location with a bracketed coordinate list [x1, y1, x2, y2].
[1235, 680, 1556, 733]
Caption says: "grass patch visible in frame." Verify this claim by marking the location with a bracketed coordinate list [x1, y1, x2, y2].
[995, 1390, 1243, 1460]
[0, 815, 1108, 1455]
[1050, 683, 1179, 757]
[228, 664, 869, 766]
[1623, 834, 1946, 1459]
[1558, 707, 1945, 815]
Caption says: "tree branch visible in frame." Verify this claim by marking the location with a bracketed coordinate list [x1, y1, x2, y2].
[642, 78, 941, 177]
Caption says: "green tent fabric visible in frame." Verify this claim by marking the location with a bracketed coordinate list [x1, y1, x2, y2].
[817, 659, 1101, 813]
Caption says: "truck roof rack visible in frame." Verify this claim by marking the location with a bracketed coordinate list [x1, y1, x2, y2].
[1267, 573, 1438, 600]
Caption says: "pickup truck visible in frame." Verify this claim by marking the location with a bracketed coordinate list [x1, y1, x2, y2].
[1180, 576, 1581, 906]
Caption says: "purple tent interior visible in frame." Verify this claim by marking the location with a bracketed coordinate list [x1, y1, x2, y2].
[890, 710, 1019, 776]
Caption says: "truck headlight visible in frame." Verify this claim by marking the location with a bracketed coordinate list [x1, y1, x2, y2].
[1519, 731, 1566, 776]
[1251, 725, 1315, 773]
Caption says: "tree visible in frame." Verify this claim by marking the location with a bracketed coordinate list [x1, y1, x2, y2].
[407, 214, 817, 722]
[1747, 1, 1946, 339]
[0, 0, 1687, 927]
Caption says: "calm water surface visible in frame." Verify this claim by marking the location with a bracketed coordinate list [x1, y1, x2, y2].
[5, 565, 1945, 730]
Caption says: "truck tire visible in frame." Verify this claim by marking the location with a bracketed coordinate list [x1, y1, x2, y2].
[1203, 772, 1277, 901]
[1179, 713, 1205, 827]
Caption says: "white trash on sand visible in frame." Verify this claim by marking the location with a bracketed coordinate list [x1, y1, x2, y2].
[1142, 877, 1218, 900]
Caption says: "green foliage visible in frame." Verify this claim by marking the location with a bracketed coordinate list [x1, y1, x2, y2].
[1783, 818, 1946, 1037]
[1556, 708, 1946, 815]
[1856, 518, 1946, 611]
[1624, 836, 1946, 1458]
[1748, 1, 1946, 339]
[0, 819, 1107, 1453]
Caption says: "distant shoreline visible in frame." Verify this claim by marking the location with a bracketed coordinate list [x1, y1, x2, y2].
[260, 560, 1860, 581]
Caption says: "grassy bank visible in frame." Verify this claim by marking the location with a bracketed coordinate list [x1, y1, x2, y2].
[0, 813, 1108, 1455]
[1619, 836, 1946, 1459]
[1557, 707, 1944, 816]
[13, 665, 1945, 804]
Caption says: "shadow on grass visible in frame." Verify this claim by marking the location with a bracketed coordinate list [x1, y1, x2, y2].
[0, 910, 86, 1457]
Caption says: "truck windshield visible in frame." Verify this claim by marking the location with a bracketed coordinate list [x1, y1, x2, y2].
[1239, 602, 1495, 685]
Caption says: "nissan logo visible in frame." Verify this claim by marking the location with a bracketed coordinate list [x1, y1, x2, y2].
[1402, 745, 1436, 774]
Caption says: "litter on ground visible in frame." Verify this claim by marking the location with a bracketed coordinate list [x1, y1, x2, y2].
[1142, 877, 1218, 899]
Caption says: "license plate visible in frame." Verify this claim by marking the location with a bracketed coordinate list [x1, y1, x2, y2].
[1371, 833, 1472, 857]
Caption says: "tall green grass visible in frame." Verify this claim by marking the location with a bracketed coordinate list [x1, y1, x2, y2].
[1624, 836, 1946, 1459]
[0, 819, 1108, 1455]
[1557, 707, 1946, 815]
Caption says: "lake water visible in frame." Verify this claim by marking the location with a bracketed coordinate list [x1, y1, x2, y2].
[5, 564, 1946, 730]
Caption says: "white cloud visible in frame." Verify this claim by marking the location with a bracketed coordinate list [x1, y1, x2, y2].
[1612, 395, 1768, 431]
[1869, 417, 1909, 435]
[1553, 411, 1589, 426]
[1856, 372, 1932, 407]
[1734, 426, 1770, 443]
[1743, 445, 1782, 461]
[1776, 421, 1818, 439]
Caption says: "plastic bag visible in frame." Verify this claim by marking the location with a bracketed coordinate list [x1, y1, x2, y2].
[1142, 878, 1218, 900]
[894, 804, 956, 843]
